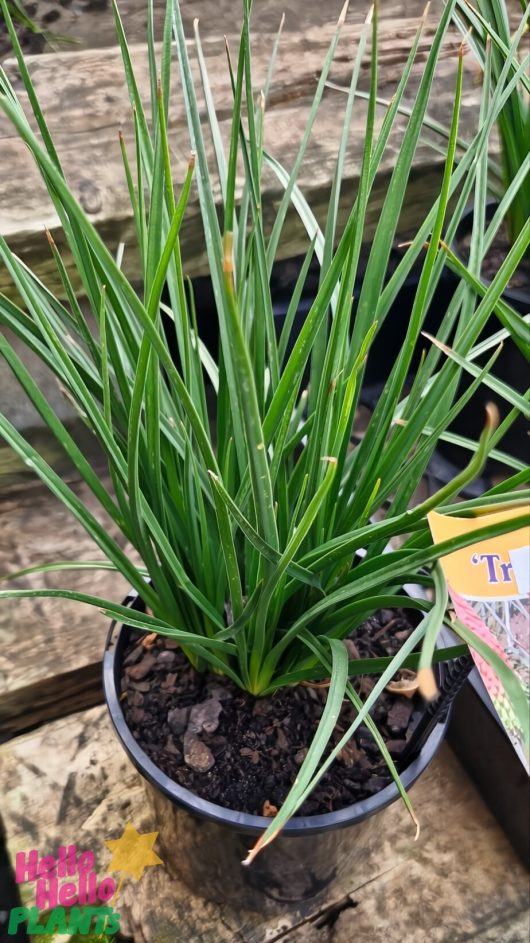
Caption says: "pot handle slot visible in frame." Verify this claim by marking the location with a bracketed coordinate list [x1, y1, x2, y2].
[398, 653, 473, 768]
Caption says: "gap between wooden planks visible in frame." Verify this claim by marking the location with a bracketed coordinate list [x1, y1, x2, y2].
[0, 10, 476, 302]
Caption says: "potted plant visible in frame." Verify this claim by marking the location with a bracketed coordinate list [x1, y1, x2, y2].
[0, 0, 528, 911]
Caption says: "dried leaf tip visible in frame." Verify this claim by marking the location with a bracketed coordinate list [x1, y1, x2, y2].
[421, 330, 450, 354]
[485, 402, 500, 433]
[241, 840, 264, 867]
[188, 151, 196, 170]
[338, 0, 349, 27]
[365, 5, 374, 25]
[44, 227, 56, 248]
[417, 666, 438, 701]
[321, 455, 338, 465]
[422, 2, 431, 22]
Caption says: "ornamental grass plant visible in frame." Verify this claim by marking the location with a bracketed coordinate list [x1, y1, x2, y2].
[0, 0, 528, 858]
[452, 0, 530, 248]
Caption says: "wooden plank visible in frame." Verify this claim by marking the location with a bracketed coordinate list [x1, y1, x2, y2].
[1, 1, 437, 58]
[0, 660, 103, 741]
[0, 475, 129, 701]
[0, 10, 474, 299]
[1, 706, 528, 942]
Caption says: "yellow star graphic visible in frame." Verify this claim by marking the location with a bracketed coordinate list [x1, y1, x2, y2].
[105, 823, 163, 882]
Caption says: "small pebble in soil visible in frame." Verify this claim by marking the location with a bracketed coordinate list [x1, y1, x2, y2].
[157, 650, 177, 668]
[164, 736, 179, 756]
[161, 673, 177, 691]
[206, 683, 233, 702]
[167, 706, 189, 735]
[126, 653, 156, 681]
[337, 741, 362, 768]
[188, 698, 223, 735]
[387, 699, 414, 734]
[183, 733, 215, 773]
[129, 680, 151, 693]
[123, 643, 144, 667]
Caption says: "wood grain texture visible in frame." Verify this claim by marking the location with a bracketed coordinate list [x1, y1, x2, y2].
[0, 660, 103, 741]
[0, 474, 130, 698]
[0, 6, 479, 299]
[0, 709, 528, 942]
[2, 0, 439, 56]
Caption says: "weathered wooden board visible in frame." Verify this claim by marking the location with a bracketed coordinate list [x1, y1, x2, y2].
[0, 707, 528, 942]
[0, 8, 477, 300]
[0, 475, 130, 708]
[3, 0, 440, 56]
[0, 661, 103, 740]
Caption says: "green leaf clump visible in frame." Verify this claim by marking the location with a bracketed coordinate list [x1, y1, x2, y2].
[0, 0, 528, 851]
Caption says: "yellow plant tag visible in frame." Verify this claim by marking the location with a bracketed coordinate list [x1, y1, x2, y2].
[428, 507, 529, 773]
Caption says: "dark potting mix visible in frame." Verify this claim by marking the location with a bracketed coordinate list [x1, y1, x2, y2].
[120, 608, 428, 817]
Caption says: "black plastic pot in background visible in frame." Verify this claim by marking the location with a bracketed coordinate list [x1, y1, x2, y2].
[163, 249, 457, 391]
[436, 624, 530, 870]
[103, 592, 450, 911]
[163, 235, 526, 482]
[447, 668, 530, 870]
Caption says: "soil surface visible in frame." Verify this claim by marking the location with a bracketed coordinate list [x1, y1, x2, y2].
[120, 609, 428, 817]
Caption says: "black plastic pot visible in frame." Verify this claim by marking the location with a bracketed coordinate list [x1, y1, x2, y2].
[436, 623, 530, 869]
[448, 667, 530, 870]
[103, 591, 450, 911]
[164, 250, 456, 388]
[454, 203, 530, 314]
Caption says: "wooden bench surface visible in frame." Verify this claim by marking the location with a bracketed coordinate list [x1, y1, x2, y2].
[0, 0, 480, 301]
[1, 709, 528, 942]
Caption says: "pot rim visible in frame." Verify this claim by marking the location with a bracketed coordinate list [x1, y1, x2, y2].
[102, 590, 448, 837]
